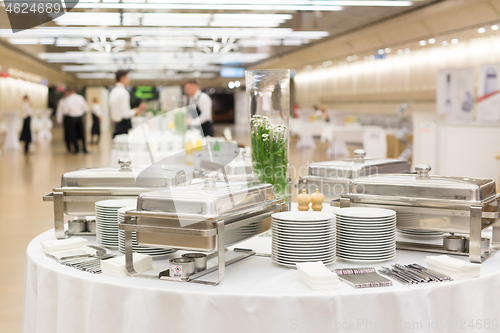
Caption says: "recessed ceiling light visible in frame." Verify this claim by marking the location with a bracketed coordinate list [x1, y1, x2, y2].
[428, 38, 436, 44]
[377, 49, 384, 55]
[352, 55, 358, 60]
[228, 81, 235, 89]
[451, 38, 459, 44]
[419, 40, 426, 46]
[347, 56, 353, 61]
[404, 48, 411, 53]
[492, 25, 499, 31]
[384, 48, 391, 53]
[442, 40, 449, 46]
[397, 49, 403, 55]
[234, 81, 241, 87]
[478, 27, 486, 33]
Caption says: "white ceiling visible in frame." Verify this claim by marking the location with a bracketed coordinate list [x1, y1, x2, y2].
[0, 0, 434, 82]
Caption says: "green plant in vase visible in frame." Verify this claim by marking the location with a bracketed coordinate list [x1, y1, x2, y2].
[270, 125, 289, 201]
[250, 115, 289, 201]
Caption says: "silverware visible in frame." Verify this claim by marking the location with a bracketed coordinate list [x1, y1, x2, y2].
[335, 267, 392, 288]
[378, 263, 453, 285]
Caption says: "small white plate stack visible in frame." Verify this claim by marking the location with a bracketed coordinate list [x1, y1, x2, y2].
[336, 207, 396, 263]
[117, 206, 177, 258]
[396, 212, 443, 237]
[95, 199, 137, 249]
[271, 211, 336, 268]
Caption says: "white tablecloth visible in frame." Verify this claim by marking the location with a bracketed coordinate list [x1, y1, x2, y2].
[23, 215, 500, 333]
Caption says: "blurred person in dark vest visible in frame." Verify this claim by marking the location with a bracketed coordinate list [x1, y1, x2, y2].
[19, 95, 33, 155]
[109, 70, 146, 137]
[183, 79, 213, 137]
[56, 90, 72, 152]
[90, 97, 102, 144]
[63, 87, 89, 154]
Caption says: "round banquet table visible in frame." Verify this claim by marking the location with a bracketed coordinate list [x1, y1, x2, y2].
[23, 228, 500, 333]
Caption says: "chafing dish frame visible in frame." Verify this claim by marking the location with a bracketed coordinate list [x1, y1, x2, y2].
[119, 199, 285, 285]
[339, 194, 500, 263]
[43, 187, 160, 239]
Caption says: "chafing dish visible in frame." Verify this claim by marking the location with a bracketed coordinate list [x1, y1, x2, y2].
[339, 164, 500, 263]
[43, 159, 187, 239]
[298, 150, 410, 201]
[120, 173, 285, 285]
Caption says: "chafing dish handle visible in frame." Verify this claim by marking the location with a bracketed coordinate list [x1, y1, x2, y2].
[53, 192, 66, 239]
[43, 192, 54, 202]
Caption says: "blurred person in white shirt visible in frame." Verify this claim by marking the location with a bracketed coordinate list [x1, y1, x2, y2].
[90, 97, 102, 145]
[184, 79, 213, 137]
[56, 90, 72, 153]
[61, 87, 89, 154]
[109, 70, 146, 137]
[19, 95, 33, 155]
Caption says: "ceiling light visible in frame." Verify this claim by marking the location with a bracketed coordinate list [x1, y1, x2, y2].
[404, 48, 411, 53]
[419, 40, 426, 46]
[74, 2, 343, 11]
[228, 81, 235, 89]
[73, 0, 413, 10]
[234, 81, 241, 88]
[377, 49, 384, 55]
[0, 27, 328, 40]
[369, 55, 375, 60]
[53, 13, 121, 26]
[397, 49, 403, 55]
[306, 65, 312, 70]
[56, 38, 88, 47]
[384, 48, 391, 53]
[352, 55, 358, 60]
[492, 25, 499, 31]
[442, 40, 448, 46]
[478, 27, 486, 33]
[451, 38, 459, 44]
[346, 56, 353, 61]
[428, 38, 436, 44]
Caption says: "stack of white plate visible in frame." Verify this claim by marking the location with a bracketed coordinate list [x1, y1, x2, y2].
[271, 211, 336, 268]
[117, 206, 177, 258]
[397, 228, 444, 237]
[95, 199, 137, 249]
[396, 212, 443, 237]
[336, 207, 396, 263]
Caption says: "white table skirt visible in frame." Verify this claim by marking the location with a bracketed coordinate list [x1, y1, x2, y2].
[24, 227, 500, 333]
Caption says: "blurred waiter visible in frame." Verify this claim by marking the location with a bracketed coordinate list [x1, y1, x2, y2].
[90, 97, 102, 145]
[63, 88, 89, 154]
[56, 90, 72, 152]
[19, 95, 33, 155]
[183, 79, 213, 137]
[109, 70, 146, 137]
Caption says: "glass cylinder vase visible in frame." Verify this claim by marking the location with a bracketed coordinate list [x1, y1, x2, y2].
[245, 69, 290, 202]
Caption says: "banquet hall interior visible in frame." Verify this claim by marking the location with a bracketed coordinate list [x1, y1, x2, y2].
[2, 0, 500, 332]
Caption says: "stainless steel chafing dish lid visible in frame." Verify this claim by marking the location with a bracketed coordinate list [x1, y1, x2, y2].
[307, 150, 410, 179]
[60, 159, 186, 188]
[136, 174, 275, 218]
[349, 164, 497, 203]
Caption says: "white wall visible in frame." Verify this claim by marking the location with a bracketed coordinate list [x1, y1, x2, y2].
[294, 35, 500, 115]
[0, 77, 48, 112]
[234, 90, 248, 126]
[159, 86, 183, 112]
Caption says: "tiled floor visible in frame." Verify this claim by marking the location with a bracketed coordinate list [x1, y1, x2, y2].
[0, 125, 340, 333]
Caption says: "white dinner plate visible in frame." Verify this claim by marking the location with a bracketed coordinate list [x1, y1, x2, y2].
[336, 208, 396, 219]
[272, 211, 335, 222]
[96, 199, 137, 208]
[336, 255, 395, 263]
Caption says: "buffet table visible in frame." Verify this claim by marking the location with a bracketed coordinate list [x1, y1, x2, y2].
[24, 226, 500, 333]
